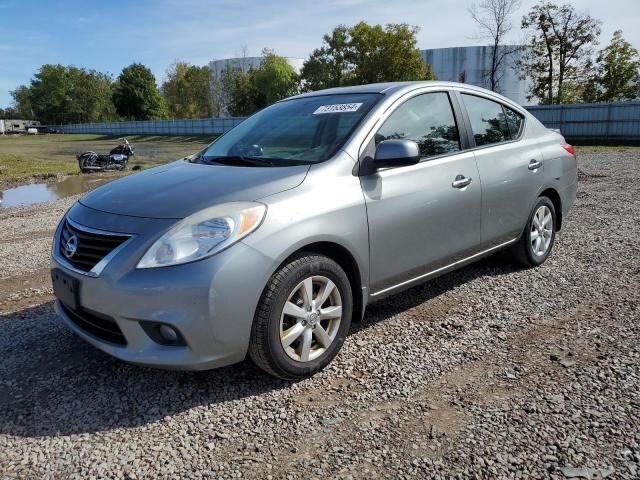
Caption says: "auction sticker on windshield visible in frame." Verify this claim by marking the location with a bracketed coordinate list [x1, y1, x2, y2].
[313, 103, 363, 114]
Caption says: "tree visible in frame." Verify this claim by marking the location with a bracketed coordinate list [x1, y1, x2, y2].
[112, 63, 167, 120]
[349, 23, 432, 84]
[10, 85, 34, 119]
[162, 61, 213, 118]
[223, 66, 257, 116]
[595, 31, 640, 101]
[468, 0, 522, 92]
[224, 50, 299, 117]
[63, 67, 116, 122]
[0, 107, 18, 118]
[301, 25, 354, 90]
[9, 64, 116, 124]
[301, 22, 435, 91]
[251, 50, 299, 107]
[520, 1, 601, 104]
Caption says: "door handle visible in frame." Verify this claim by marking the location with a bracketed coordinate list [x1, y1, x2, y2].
[528, 159, 542, 170]
[452, 175, 472, 189]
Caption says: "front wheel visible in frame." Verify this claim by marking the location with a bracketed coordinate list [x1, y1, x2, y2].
[248, 254, 353, 380]
[511, 196, 556, 267]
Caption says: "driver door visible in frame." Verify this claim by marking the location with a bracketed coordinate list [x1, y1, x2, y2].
[359, 91, 482, 295]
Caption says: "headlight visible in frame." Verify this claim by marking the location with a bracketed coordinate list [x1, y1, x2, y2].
[137, 202, 266, 268]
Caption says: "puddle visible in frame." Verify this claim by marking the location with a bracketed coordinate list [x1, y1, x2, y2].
[0, 175, 112, 208]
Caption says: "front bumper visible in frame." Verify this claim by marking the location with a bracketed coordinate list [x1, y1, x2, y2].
[52, 203, 274, 370]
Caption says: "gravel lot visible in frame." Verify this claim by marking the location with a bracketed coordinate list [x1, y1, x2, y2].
[1, 149, 638, 479]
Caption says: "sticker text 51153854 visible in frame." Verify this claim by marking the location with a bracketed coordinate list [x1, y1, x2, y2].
[313, 103, 363, 114]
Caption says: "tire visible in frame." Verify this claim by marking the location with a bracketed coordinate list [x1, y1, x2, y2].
[78, 157, 91, 173]
[248, 254, 353, 380]
[511, 196, 556, 267]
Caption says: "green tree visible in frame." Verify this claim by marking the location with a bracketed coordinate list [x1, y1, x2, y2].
[251, 50, 299, 107]
[520, 1, 601, 104]
[300, 25, 353, 90]
[64, 67, 116, 122]
[162, 61, 213, 118]
[10, 85, 34, 119]
[9, 64, 115, 124]
[595, 31, 640, 101]
[300, 22, 434, 91]
[349, 22, 431, 84]
[224, 50, 299, 116]
[112, 63, 167, 120]
[223, 66, 257, 116]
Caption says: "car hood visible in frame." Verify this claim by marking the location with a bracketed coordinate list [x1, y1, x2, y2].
[79, 160, 310, 219]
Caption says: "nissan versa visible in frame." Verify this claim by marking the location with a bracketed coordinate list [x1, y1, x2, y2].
[51, 81, 577, 380]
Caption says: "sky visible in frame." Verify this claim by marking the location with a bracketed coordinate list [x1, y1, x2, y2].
[1, 0, 639, 107]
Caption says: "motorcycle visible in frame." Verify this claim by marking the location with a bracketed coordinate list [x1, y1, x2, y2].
[77, 139, 135, 173]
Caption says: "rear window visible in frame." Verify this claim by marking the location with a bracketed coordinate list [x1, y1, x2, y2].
[461, 94, 512, 146]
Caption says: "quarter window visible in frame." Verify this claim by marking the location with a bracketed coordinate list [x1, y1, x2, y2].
[375, 92, 460, 158]
[504, 106, 525, 138]
[461, 94, 512, 146]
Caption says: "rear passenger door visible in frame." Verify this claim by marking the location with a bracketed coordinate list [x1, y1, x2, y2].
[458, 92, 544, 248]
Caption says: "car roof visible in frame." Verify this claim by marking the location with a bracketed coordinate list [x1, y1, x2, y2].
[289, 81, 496, 97]
[286, 81, 523, 109]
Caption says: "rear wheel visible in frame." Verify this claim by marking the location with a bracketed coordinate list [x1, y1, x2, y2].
[511, 196, 556, 267]
[248, 254, 353, 380]
[78, 156, 92, 173]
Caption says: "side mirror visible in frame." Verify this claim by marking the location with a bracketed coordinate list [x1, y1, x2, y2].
[358, 139, 421, 176]
[374, 139, 420, 168]
[355, 140, 420, 177]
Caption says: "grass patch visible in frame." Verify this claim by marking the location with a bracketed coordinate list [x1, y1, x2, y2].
[0, 153, 78, 180]
[0, 134, 212, 186]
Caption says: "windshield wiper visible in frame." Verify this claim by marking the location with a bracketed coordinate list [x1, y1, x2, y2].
[204, 155, 275, 167]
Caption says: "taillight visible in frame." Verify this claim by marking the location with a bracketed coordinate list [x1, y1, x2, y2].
[561, 143, 576, 157]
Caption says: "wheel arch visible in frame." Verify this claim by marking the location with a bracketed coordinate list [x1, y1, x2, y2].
[278, 241, 365, 323]
[539, 187, 563, 231]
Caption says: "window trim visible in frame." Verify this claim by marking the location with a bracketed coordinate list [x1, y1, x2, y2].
[358, 89, 468, 168]
[454, 90, 527, 152]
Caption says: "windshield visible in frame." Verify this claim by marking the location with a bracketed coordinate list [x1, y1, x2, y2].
[197, 93, 381, 166]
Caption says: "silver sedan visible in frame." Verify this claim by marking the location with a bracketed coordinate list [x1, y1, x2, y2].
[51, 81, 577, 380]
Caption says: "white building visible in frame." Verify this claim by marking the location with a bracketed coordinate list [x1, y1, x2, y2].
[421, 46, 530, 105]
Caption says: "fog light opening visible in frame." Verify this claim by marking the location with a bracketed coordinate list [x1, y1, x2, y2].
[159, 324, 179, 342]
[140, 321, 187, 346]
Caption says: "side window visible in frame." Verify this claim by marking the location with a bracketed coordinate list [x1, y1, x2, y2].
[375, 92, 460, 158]
[504, 106, 525, 139]
[461, 94, 511, 146]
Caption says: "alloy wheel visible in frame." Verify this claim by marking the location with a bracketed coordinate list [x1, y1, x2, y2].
[279, 275, 343, 362]
[530, 205, 553, 256]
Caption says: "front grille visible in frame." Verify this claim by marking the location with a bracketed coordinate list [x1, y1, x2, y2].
[60, 302, 127, 345]
[59, 220, 129, 273]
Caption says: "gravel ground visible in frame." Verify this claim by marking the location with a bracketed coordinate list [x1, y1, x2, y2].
[1, 149, 638, 479]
